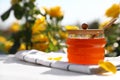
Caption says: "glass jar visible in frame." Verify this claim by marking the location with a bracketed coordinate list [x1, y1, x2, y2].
[66, 29, 106, 65]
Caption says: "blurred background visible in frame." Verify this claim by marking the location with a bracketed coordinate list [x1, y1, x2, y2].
[0, 0, 119, 29]
[0, 0, 120, 57]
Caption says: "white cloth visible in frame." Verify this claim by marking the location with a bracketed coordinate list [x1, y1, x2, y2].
[1, 54, 120, 80]
[15, 49, 120, 74]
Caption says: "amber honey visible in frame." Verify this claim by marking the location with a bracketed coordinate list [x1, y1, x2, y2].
[66, 38, 106, 64]
[66, 29, 106, 65]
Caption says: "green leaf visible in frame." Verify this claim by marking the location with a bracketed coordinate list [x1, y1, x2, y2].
[13, 4, 24, 19]
[49, 42, 54, 51]
[24, 2, 35, 9]
[34, 10, 41, 14]
[28, 2, 35, 9]
[1, 9, 11, 21]
[0, 42, 5, 51]
[14, 10, 23, 19]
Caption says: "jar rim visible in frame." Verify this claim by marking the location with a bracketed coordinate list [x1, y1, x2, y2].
[67, 29, 104, 35]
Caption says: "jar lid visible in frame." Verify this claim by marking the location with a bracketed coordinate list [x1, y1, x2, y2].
[67, 23, 104, 39]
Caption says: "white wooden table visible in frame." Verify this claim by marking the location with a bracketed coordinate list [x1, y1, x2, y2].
[0, 54, 120, 80]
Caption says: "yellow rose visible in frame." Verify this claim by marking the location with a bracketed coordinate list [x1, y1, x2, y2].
[35, 16, 45, 25]
[59, 30, 68, 39]
[32, 34, 48, 43]
[48, 6, 63, 17]
[32, 33, 49, 51]
[33, 42, 49, 51]
[99, 20, 110, 29]
[65, 25, 79, 30]
[9, 22, 20, 33]
[32, 17, 46, 34]
[4, 41, 13, 51]
[0, 36, 7, 43]
[18, 43, 26, 50]
[105, 3, 120, 18]
[32, 23, 46, 34]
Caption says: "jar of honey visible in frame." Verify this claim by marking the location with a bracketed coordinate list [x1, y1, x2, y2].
[66, 24, 106, 65]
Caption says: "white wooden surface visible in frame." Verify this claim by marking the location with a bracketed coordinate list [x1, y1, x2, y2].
[0, 54, 120, 80]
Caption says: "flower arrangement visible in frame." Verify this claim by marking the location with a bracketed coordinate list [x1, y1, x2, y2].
[99, 3, 120, 56]
[0, 0, 68, 54]
[0, 1, 120, 57]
